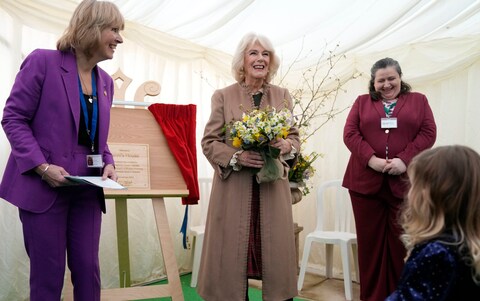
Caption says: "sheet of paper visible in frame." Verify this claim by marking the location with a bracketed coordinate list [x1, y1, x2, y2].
[65, 176, 127, 190]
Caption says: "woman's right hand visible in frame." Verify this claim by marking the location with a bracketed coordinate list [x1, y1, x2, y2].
[367, 155, 387, 173]
[237, 150, 264, 169]
[35, 164, 71, 187]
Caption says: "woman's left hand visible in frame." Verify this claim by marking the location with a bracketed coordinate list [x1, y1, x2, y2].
[270, 138, 292, 155]
[102, 164, 118, 181]
[383, 158, 407, 175]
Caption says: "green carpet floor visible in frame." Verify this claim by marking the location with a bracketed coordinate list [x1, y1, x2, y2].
[136, 273, 306, 301]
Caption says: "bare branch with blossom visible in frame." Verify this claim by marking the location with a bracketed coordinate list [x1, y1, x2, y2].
[280, 44, 362, 142]
[277, 44, 362, 194]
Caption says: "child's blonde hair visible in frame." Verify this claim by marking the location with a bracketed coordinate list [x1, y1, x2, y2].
[402, 145, 480, 284]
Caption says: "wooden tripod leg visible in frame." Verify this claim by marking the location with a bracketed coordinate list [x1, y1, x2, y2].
[115, 197, 132, 288]
[152, 197, 184, 301]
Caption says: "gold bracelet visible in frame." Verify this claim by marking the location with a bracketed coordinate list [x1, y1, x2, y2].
[41, 164, 50, 180]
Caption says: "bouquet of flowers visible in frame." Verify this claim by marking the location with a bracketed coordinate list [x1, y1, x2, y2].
[288, 151, 320, 196]
[228, 105, 293, 183]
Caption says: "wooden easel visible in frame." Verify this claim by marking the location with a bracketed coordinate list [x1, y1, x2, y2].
[64, 71, 188, 300]
[101, 107, 188, 301]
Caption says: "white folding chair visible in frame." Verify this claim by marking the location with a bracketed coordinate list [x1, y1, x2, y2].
[297, 179, 359, 301]
[189, 177, 213, 287]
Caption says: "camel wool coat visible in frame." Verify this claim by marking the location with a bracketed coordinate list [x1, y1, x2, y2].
[198, 82, 300, 301]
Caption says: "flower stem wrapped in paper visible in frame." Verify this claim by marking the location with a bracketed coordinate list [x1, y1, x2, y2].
[228, 105, 294, 183]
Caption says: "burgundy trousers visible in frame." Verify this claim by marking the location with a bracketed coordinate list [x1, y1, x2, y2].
[19, 145, 103, 301]
[349, 181, 406, 301]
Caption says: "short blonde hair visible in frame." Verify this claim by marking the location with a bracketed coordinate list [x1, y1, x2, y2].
[231, 33, 280, 83]
[57, 0, 124, 58]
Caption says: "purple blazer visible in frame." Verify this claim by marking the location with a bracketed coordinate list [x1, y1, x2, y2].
[342, 92, 437, 198]
[0, 49, 115, 213]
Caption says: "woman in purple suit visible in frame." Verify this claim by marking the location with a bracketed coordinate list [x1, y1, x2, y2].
[342, 57, 437, 301]
[0, 1, 123, 300]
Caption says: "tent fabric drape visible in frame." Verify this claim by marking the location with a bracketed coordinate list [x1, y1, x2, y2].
[1, 1, 480, 299]
[148, 103, 199, 205]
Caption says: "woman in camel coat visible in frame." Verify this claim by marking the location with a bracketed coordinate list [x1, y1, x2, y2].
[198, 33, 300, 301]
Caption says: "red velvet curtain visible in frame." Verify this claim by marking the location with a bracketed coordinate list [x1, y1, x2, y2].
[148, 103, 199, 205]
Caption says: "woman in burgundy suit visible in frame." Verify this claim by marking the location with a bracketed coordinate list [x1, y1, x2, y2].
[0, 1, 123, 300]
[342, 57, 437, 301]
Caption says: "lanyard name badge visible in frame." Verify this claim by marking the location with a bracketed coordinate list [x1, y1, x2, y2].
[381, 102, 397, 160]
[381, 102, 397, 134]
[78, 71, 102, 168]
[381, 118, 397, 133]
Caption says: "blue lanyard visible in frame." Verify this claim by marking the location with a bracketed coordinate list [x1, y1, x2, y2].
[77, 71, 98, 153]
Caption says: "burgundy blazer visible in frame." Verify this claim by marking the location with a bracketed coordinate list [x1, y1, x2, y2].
[342, 92, 436, 198]
[0, 49, 115, 213]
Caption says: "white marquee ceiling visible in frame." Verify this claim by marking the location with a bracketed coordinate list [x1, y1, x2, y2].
[2, 0, 480, 69]
[117, 0, 480, 58]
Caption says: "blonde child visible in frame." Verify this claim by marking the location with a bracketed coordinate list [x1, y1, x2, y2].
[386, 145, 480, 300]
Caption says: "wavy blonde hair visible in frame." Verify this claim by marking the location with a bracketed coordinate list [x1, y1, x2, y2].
[231, 32, 280, 83]
[57, 0, 124, 58]
[402, 145, 480, 284]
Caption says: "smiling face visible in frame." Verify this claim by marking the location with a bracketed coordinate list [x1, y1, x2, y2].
[373, 66, 401, 100]
[243, 41, 270, 83]
[96, 25, 123, 61]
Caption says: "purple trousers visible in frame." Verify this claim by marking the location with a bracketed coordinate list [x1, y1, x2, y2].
[19, 145, 103, 301]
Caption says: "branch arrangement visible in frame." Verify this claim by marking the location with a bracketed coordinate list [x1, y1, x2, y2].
[278, 44, 362, 195]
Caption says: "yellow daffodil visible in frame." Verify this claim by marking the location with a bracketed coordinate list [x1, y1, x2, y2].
[232, 137, 242, 148]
